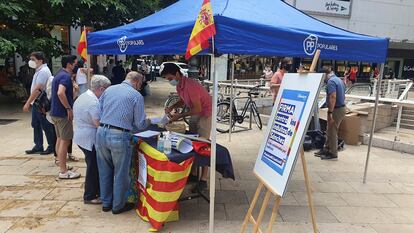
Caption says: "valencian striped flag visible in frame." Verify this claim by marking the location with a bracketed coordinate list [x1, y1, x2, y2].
[136, 141, 194, 231]
[185, 0, 216, 60]
[77, 29, 88, 61]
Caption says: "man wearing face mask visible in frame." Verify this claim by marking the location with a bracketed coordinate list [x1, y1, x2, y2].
[50, 55, 80, 179]
[270, 58, 292, 104]
[23, 51, 56, 155]
[96, 71, 150, 214]
[161, 63, 212, 193]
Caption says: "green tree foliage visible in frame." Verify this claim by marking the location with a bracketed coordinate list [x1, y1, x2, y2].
[0, 0, 177, 60]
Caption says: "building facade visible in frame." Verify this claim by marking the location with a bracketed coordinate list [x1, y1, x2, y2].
[284, 0, 414, 80]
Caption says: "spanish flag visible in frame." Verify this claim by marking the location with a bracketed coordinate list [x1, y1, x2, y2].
[77, 29, 88, 61]
[185, 0, 216, 60]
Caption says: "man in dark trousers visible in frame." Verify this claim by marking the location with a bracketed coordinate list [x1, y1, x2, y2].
[315, 66, 346, 160]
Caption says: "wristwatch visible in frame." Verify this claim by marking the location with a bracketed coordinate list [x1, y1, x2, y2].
[66, 107, 72, 111]
[328, 111, 333, 114]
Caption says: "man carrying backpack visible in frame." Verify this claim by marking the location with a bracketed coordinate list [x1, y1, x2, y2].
[23, 51, 56, 155]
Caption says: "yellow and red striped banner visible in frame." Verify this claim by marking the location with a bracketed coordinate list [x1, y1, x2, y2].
[136, 141, 194, 231]
[185, 0, 216, 60]
[77, 29, 88, 61]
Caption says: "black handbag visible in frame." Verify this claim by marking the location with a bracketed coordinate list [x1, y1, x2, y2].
[33, 90, 51, 115]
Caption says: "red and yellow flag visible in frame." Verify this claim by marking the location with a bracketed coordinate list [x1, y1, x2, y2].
[77, 29, 88, 61]
[185, 0, 216, 60]
[136, 141, 194, 231]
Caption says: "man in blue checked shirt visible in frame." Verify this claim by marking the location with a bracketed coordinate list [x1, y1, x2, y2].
[96, 71, 150, 214]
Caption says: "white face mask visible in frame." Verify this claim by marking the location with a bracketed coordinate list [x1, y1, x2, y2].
[169, 79, 179, 86]
[28, 60, 37, 69]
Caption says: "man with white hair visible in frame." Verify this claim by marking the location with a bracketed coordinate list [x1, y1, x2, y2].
[73, 75, 111, 205]
[96, 71, 150, 214]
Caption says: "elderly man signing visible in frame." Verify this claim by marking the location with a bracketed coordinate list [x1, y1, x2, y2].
[73, 75, 111, 205]
[96, 71, 150, 214]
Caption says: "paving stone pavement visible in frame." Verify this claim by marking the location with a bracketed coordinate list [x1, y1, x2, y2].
[1, 80, 414, 232]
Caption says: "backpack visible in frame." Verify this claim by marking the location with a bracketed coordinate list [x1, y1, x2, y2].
[33, 90, 51, 115]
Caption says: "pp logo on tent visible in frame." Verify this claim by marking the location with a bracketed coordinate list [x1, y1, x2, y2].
[118, 36, 128, 53]
[117, 36, 145, 53]
[303, 34, 318, 56]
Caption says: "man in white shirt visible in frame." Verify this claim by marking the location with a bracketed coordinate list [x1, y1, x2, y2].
[73, 75, 111, 204]
[23, 51, 56, 155]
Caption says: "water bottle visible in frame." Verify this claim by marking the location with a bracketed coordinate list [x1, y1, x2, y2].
[163, 132, 172, 155]
[157, 133, 164, 152]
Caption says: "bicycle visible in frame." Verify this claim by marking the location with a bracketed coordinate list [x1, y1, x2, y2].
[216, 85, 263, 133]
[164, 92, 190, 124]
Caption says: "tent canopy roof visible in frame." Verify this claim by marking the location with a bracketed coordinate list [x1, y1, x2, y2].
[87, 0, 388, 63]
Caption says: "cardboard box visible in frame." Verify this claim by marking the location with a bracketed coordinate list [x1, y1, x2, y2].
[338, 113, 361, 145]
[319, 109, 361, 145]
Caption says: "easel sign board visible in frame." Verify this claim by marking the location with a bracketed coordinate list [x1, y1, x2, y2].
[253, 73, 324, 197]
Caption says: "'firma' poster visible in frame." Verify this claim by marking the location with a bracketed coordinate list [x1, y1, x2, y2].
[261, 90, 309, 176]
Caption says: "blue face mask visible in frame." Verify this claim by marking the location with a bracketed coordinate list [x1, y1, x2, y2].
[169, 79, 179, 86]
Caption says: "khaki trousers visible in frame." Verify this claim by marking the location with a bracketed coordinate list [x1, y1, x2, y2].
[324, 107, 346, 156]
[189, 115, 212, 139]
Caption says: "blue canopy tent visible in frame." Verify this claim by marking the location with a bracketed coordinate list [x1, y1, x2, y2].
[87, 1, 389, 231]
[87, 0, 388, 63]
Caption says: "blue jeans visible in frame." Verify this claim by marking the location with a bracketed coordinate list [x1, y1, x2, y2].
[95, 127, 132, 211]
[79, 146, 100, 201]
[31, 109, 56, 150]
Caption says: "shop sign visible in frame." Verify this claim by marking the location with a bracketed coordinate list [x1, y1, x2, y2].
[296, 0, 352, 17]
[402, 59, 414, 78]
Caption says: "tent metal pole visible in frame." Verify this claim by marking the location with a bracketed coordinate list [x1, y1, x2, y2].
[209, 37, 218, 233]
[229, 55, 235, 142]
[363, 63, 384, 183]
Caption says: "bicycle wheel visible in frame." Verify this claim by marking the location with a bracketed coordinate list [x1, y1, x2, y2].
[251, 102, 263, 130]
[164, 95, 180, 109]
[164, 95, 190, 124]
[216, 101, 234, 133]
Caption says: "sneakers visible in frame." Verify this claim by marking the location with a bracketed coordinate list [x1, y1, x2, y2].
[84, 197, 102, 205]
[112, 202, 135, 214]
[102, 206, 112, 212]
[58, 170, 81, 179]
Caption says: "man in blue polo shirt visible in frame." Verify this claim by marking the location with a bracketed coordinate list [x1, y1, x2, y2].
[315, 66, 346, 160]
[50, 55, 80, 179]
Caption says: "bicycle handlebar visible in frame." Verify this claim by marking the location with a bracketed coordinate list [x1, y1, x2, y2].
[236, 84, 264, 96]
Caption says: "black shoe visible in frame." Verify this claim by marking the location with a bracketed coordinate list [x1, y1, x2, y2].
[25, 147, 44, 154]
[102, 205, 112, 212]
[314, 149, 327, 157]
[40, 148, 54, 155]
[112, 202, 135, 215]
[191, 180, 207, 193]
[320, 153, 338, 161]
[188, 174, 199, 183]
